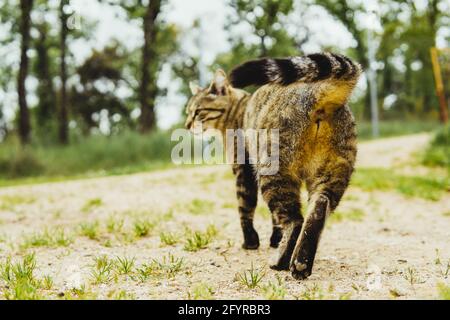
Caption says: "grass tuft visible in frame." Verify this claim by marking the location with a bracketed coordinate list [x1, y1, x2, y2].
[135, 253, 185, 281]
[261, 275, 286, 299]
[82, 198, 103, 213]
[187, 283, 215, 300]
[90, 255, 114, 284]
[0, 253, 51, 300]
[79, 221, 100, 240]
[159, 231, 180, 246]
[133, 219, 156, 238]
[21, 227, 73, 249]
[187, 199, 215, 215]
[235, 263, 265, 289]
[183, 225, 217, 252]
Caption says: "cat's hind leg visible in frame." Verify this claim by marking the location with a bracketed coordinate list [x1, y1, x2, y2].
[260, 173, 303, 270]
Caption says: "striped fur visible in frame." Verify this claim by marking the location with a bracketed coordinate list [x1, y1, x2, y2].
[184, 52, 360, 280]
[230, 52, 362, 88]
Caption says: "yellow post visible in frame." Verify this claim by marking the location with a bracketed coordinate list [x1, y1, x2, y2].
[430, 47, 448, 124]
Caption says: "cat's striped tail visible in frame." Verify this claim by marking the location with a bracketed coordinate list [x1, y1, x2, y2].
[229, 52, 362, 89]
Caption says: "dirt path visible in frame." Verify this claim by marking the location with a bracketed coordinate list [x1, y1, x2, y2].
[0, 133, 449, 300]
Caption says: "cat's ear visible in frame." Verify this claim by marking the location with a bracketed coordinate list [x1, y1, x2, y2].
[209, 69, 229, 95]
[189, 81, 202, 95]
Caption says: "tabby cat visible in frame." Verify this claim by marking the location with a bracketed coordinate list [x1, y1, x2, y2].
[185, 52, 361, 280]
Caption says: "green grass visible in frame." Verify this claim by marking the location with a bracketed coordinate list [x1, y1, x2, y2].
[183, 225, 218, 252]
[113, 256, 135, 275]
[422, 126, 449, 169]
[0, 130, 175, 183]
[352, 168, 448, 201]
[261, 275, 287, 300]
[0, 195, 35, 211]
[135, 253, 185, 281]
[0, 253, 52, 300]
[186, 198, 215, 215]
[329, 208, 365, 224]
[21, 227, 73, 249]
[235, 263, 265, 289]
[81, 198, 103, 213]
[79, 221, 101, 240]
[107, 289, 136, 300]
[90, 255, 114, 284]
[62, 286, 98, 300]
[159, 231, 180, 246]
[106, 215, 124, 234]
[187, 283, 215, 300]
[437, 283, 450, 300]
[133, 219, 156, 238]
[357, 120, 438, 141]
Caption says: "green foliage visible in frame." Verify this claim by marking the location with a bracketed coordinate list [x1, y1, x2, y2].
[314, 0, 445, 119]
[357, 121, 438, 141]
[352, 168, 448, 201]
[215, 0, 298, 72]
[0, 130, 174, 180]
[329, 208, 365, 224]
[423, 126, 449, 168]
[71, 43, 132, 134]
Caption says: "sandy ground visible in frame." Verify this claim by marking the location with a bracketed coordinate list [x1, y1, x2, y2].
[0, 133, 449, 300]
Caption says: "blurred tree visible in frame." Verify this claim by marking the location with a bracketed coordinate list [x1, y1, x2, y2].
[0, 1, 20, 140]
[314, 0, 447, 120]
[171, 19, 201, 101]
[107, 0, 178, 132]
[33, 22, 57, 134]
[398, 0, 443, 116]
[216, 0, 299, 72]
[58, 0, 70, 144]
[312, 0, 372, 119]
[17, 0, 34, 144]
[70, 43, 132, 134]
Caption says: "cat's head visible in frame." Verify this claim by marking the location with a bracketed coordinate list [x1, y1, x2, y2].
[185, 69, 233, 133]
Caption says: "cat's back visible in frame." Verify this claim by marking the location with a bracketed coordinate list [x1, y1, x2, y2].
[243, 82, 315, 132]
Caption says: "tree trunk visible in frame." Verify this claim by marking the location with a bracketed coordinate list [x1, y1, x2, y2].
[139, 0, 161, 133]
[58, 0, 69, 144]
[35, 23, 56, 128]
[17, 0, 34, 145]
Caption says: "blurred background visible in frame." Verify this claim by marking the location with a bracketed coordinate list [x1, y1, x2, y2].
[0, 0, 448, 183]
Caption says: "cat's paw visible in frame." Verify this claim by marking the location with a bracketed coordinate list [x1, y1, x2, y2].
[290, 261, 312, 280]
[242, 241, 259, 250]
[242, 230, 259, 250]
